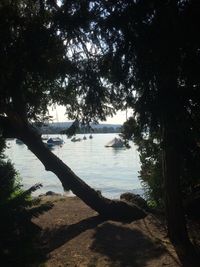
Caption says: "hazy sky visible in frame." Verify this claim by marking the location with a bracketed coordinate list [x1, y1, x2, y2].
[50, 105, 132, 125]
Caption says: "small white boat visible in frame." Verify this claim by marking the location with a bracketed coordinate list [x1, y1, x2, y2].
[105, 137, 124, 148]
[47, 137, 64, 146]
[71, 136, 81, 142]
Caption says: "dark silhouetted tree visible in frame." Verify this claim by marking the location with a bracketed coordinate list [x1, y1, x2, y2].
[92, 0, 200, 261]
[0, 0, 145, 221]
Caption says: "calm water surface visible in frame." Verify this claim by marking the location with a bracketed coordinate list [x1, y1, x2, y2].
[5, 134, 143, 199]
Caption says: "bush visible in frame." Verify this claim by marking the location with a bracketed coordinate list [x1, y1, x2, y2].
[121, 117, 200, 211]
[0, 137, 52, 265]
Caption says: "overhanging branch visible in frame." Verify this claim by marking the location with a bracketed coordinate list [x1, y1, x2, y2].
[0, 116, 17, 138]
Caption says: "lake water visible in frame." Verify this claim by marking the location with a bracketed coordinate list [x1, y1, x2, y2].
[5, 134, 143, 199]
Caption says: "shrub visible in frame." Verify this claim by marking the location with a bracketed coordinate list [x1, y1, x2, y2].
[0, 137, 52, 265]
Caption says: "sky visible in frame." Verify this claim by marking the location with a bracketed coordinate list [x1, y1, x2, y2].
[49, 105, 132, 125]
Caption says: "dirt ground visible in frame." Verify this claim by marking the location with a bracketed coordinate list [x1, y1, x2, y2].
[32, 196, 181, 267]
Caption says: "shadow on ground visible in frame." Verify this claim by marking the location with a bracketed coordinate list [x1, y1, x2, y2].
[39, 215, 104, 253]
[31, 216, 171, 267]
[90, 222, 166, 267]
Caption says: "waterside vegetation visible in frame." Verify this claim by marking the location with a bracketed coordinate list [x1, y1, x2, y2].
[0, 0, 200, 266]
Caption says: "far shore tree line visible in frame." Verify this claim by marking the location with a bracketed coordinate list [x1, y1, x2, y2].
[39, 125, 122, 134]
[0, 1, 199, 265]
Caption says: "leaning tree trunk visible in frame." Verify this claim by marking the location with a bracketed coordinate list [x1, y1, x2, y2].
[0, 115, 146, 221]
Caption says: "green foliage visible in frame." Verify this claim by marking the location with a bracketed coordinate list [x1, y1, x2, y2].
[92, 0, 200, 215]
[0, 138, 52, 264]
[61, 119, 80, 137]
[121, 115, 200, 209]
[139, 150, 163, 209]
[0, 0, 116, 124]
[1, 0, 200, 226]
[121, 117, 164, 208]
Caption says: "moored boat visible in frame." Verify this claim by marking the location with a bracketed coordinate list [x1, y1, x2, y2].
[47, 137, 64, 146]
[16, 139, 23, 145]
[105, 137, 124, 148]
[71, 136, 81, 142]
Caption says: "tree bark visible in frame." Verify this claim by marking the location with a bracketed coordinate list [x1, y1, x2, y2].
[0, 115, 146, 221]
[162, 118, 198, 263]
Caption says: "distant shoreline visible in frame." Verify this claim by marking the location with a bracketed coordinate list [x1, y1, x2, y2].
[39, 122, 122, 135]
